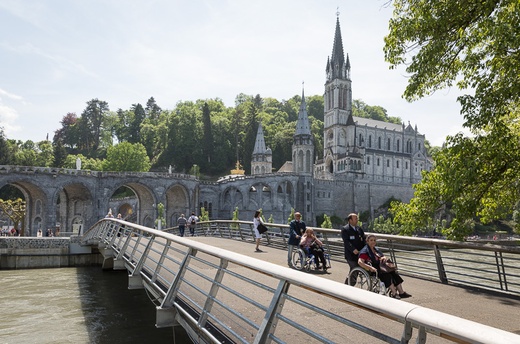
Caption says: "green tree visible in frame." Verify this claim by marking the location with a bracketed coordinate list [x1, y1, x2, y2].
[77, 99, 110, 155]
[102, 142, 151, 172]
[36, 140, 54, 167]
[155, 202, 165, 229]
[52, 141, 68, 167]
[53, 112, 80, 152]
[320, 214, 332, 229]
[385, 0, 520, 238]
[0, 127, 14, 164]
[202, 102, 214, 172]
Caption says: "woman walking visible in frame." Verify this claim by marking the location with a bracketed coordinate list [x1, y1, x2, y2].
[253, 210, 263, 252]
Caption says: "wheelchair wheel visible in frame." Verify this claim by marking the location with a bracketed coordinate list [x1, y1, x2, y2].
[292, 249, 304, 270]
[347, 267, 373, 291]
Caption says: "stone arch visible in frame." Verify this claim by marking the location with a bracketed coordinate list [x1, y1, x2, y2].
[165, 184, 189, 227]
[52, 182, 94, 234]
[1, 179, 47, 236]
[248, 182, 272, 211]
[222, 186, 244, 214]
[106, 181, 156, 226]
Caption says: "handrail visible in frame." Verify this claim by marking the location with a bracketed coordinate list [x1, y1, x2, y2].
[164, 220, 520, 296]
[81, 219, 520, 344]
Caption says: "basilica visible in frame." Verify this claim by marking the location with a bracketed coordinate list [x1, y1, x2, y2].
[242, 16, 432, 225]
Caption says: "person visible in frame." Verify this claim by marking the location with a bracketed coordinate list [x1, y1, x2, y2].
[288, 212, 306, 267]
[341, 213, 366, 284]
[300, 228, 329, 273]
[105, 209, 114, 218]
[37, 229, 43, 237]
[177, 213, 187, 237]
[358, 234, 411, 299]
[253, 210, 264, 252]
[187, 212, 198, 236]
[117, 213, 122, 219]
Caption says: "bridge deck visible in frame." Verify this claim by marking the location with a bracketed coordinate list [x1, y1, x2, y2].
[190, 236, 520, 339]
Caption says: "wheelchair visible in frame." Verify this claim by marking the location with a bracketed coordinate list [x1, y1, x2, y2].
[347, 266, 389, 295]
[292, 246, 331, 272]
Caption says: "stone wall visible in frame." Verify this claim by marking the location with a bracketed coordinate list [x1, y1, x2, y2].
[0, 236, 101, 269]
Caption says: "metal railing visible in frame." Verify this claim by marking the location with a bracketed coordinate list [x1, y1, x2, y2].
[164, 220, 520, 296]
[81, 219, 520, 344]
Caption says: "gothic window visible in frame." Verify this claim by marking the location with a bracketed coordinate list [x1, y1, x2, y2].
[367, 157, 370, 165]
[387, 159, 390, 167]
[377, 158, 380, 166]
[397, 161, 400, 168]
[397, 139, 400, 152]
[387, 138, 391, 150]
[378, 137, 381, 149]
[406, 161, 409, 169]
[368, 135, 372, 148]
[418, 143, 422, 151]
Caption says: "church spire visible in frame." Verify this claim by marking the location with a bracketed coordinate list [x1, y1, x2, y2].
[295, 85, 311, 136]
[251, 121, 272, 175]
[331, 16, 345, 73]
[252, 122, 267, 154]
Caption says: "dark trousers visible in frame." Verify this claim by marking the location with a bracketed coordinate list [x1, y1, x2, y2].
[179, 225, 185, 237]
[345, 260, 359, 285]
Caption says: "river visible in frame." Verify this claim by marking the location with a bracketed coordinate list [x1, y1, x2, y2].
[0, 267, 191, 343]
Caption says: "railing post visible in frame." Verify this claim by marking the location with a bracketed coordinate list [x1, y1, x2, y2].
[253, 280, 290, 344]
[199, 258, 229, 328]
[128, 235, 156, 289]
[495, 251, 508, 291]
[433, 245, 448, 284]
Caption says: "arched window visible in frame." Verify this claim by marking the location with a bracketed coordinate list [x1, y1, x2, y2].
[397, 139, 400, 152]
[387, 138, 391, 150]
[378, 137, 381, 149]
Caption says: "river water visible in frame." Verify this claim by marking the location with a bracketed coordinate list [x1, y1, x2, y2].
[0, 267, 191, 344]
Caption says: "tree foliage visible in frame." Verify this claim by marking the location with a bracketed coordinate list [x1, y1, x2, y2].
[385, 0, 520, 238]
[102, 142, 151, 172]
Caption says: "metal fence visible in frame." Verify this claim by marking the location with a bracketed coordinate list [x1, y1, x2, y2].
[81, 219, 520, 344]
[165, 220, 520, 296]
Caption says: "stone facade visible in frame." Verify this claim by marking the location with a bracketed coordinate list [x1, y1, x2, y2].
[0, 17, 432, 233]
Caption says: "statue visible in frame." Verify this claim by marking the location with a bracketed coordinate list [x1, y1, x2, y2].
[76, 157, 82, 170]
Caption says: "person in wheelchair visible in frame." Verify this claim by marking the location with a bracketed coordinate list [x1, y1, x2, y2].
[300, 228, 329, 273]
[357, 234, 411, 299]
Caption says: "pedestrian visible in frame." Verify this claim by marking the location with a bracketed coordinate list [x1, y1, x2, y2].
[177, 213, 187, 237]
[288, 212, 306, 267]
[341, 213, 366, 285]
[187, 212, 198, 236]
[253, 210, 264, 252]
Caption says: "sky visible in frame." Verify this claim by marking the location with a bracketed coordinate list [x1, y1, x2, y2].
[0, 0, 467, 147]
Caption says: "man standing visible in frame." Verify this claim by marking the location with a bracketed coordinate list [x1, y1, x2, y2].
[177, 214, 187, 237]
[341, 213, 366, 284]
[187, 212, 198, 236]
[288, 212, 306, 267]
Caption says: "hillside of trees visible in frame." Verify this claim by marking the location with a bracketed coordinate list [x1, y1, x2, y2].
[0, 94, 415, 178]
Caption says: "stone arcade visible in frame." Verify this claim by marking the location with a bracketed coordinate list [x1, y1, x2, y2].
[0, 16, 432, 234]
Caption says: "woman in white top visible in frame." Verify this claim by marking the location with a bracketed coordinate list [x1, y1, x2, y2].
[253, 210, 263, 252]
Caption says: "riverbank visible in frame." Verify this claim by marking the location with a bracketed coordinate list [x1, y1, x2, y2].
[0, 236, 102, 269]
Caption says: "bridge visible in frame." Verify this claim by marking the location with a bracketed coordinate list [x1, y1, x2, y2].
[82, 219, 520, 343]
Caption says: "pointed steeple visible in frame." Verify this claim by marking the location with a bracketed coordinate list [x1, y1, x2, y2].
[295, 86, 312, 136]
[251, 121, 272, 175]
[252, 122, 267, 154]
[331, 16, 345, 72]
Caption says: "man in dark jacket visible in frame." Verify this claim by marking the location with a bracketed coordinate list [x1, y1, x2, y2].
[341, 213, 366, 284]
[288, 212, 306, 267]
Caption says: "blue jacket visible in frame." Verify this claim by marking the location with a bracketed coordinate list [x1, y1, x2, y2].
[341, 224, 366, 262]
[288, 219, 306, 246]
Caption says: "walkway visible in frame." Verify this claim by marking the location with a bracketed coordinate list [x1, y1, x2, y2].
[191, 236, 520, 337]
